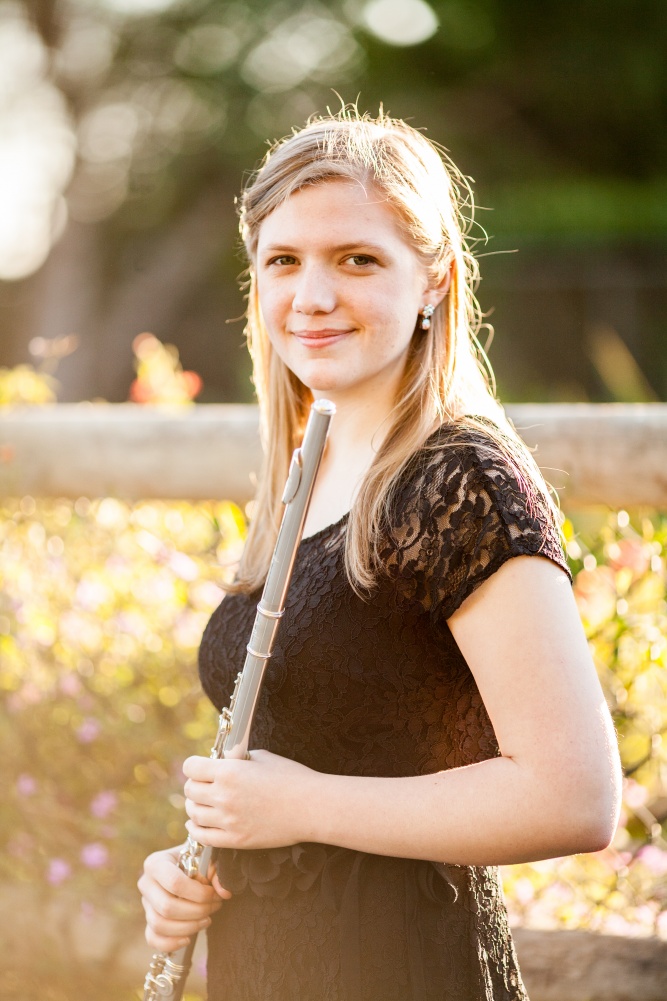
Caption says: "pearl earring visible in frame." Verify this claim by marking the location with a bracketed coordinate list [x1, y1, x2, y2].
[420, 304, 435, 330]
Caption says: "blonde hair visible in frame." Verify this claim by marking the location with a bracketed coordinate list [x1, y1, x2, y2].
[233, 108, 557, 593]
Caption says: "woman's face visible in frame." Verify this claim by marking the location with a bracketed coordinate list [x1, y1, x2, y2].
[255, 180, 442, 405]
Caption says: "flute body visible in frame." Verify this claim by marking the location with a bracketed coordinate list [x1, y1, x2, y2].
[143, 399, 335, 1001]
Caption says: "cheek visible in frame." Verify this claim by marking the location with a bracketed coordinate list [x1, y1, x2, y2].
[258, 301, 294, 368]
[257, 286, 288, 336]
[375, 296, 420, 347]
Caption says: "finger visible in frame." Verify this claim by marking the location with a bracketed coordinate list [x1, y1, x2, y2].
[144, 910, 210, 954]
[183, 755, 217, 781]
[211, 871, 232, 899]
[183, 783, 214, 809]
[149, 860, 224, 905]
[139, 882, 221, 924]
[146, 927, 192, 953]
[184, 799, 222, 827]
[141, 878, 223, 921]
[183, 781, 217, 807]
[185, 819, 230, 849]
[204, 861, 233, 899]
[144, 901, 214, 938]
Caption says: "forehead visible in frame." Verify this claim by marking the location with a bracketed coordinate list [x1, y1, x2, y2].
[256, 179, 412, 251]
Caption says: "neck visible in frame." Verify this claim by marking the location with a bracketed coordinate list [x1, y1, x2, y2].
[312, 365, 404, 460]
[316, 394, 395, 461]
[299, 390, 398, 537]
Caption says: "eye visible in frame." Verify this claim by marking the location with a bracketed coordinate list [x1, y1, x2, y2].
[346, 254, 376, 268]
[266, 255, 297, 267]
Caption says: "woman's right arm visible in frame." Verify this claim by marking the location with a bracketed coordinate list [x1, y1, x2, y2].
[138, 845, 231, 953]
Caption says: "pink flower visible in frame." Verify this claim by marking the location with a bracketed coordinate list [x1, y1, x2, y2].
[76, 718, 101, 743]
[90, 791, 118, 819]
[512, 878, 535, 905]
[624, 779, 649, 809]
[16, 774, 37, 796]
[80, 842, 109, 868]
[599, 849, 632, 872]
[635, 903, 660, 927]
[169, 551, 198, 581]
[603, 913, 642, 937]
[75, 578, 109, 611]
[638, 845, 667, 875]
[609, 538, 649, 575]
[48, 858, 72, 885]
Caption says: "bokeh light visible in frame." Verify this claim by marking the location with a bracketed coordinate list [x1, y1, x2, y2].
[0, 5, 75, 280]
[98, 0, 182, 15]
[361, 0, 438, 47]
[241, 10, 361, 93]
[174, 22, 242, 75]
[54, 16, 117, 84]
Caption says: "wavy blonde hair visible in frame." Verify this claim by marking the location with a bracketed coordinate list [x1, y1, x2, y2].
[232, 108, 557, 593]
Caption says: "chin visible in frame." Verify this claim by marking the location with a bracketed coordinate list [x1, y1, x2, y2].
[291, 365, 350, 396]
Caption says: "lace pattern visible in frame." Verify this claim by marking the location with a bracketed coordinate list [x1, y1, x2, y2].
[198, 424, 571, 1000]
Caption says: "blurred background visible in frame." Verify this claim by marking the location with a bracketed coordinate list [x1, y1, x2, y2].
[0, 0, 665, 406]
[2, 3, 667, 999]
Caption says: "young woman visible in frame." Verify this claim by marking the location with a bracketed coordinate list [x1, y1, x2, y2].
[139, 110, 621, 1000]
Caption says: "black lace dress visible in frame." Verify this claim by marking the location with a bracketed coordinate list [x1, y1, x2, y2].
[198, 425, 571, 1001]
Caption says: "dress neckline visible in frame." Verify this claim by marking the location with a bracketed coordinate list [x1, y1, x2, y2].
[297, 421, 465, 546]
[301, 510, 350, 544]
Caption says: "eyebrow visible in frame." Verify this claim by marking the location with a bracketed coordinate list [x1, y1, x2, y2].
[259, 242, 389, 256]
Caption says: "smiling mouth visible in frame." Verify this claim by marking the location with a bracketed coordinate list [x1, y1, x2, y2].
[292, 329, 351, 345]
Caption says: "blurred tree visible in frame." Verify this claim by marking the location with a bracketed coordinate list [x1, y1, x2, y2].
[0, 0, 665, 402]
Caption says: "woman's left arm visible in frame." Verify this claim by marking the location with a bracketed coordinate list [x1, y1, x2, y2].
[183, 556, 622, 866]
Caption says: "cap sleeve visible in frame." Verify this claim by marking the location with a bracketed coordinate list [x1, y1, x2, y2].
[381, 429, 572, 621]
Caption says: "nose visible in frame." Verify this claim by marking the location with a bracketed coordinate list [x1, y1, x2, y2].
[291, 263, 336, 315]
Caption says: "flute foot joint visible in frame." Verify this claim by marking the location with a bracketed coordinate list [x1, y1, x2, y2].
[143, 952, 188, 999]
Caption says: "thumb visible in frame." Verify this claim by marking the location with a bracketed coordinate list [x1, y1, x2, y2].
[210, 869, 232, 899]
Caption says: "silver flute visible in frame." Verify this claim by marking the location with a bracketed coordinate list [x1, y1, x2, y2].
[143, 398, 335, 1001]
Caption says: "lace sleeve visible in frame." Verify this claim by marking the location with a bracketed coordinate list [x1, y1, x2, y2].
[382, 429, 572, 621]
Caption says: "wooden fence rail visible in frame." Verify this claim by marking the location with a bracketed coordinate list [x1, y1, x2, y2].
[1, 402, 666, 507]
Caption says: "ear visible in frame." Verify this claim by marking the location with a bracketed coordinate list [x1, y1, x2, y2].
[422, 263, 453, 311]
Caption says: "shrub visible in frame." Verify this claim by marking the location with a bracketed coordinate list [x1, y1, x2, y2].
[0, 495, 244, 924]
[0, 498, 665, 957]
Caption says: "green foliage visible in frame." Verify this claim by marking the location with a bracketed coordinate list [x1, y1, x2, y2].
[15, 0, 667, 245]
[1, 496, 666, 948]
[0, 494, 245, 919]
[4, 1, 666, 404]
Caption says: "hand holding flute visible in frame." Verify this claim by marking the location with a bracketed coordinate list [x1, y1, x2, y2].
[139, 845, 229, 955]
[139, 399, 334, 1000]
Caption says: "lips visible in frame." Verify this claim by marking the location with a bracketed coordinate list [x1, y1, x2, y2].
[291, 329, 351, 347]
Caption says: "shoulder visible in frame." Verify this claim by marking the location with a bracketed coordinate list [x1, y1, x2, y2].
[395, 420, 542, 522]
[383, 420, 571, 618]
